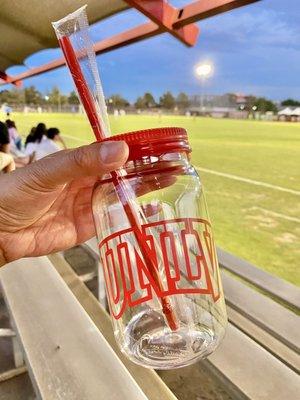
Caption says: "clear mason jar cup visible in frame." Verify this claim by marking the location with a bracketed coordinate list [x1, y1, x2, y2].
[92, 127, 227, 369]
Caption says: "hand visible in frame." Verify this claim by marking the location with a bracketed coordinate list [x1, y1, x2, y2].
[0, 141, 128, 266]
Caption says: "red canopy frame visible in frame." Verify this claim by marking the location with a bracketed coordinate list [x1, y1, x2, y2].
[0, 0, 260, 86]
[123, 0, 199, 46]
[173, 0, 261, 27]
[0, 71, 22, 87]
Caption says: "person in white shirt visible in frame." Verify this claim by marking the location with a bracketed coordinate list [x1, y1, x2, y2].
[25, 124, 67, 160]
[25, 123, 47, 158]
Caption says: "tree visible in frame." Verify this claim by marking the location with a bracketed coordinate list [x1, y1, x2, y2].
[176, 92, 190, 109]
[159, 91, 175, 109]
[109, 94, 129, 108]
[0, 88, 25, 105]
[281, 98, 300, 107]
[48, 86, 67, 107]
[24, 86, 43, 105]
[0, 90, 9, 103]
[68, 90, 79, 105]
[254, 97, 277, 113]
[134, 96, 144, 109]
[134, 92, 156, 109]
[143, 92, 156, 108]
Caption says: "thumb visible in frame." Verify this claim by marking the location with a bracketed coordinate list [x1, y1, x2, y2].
[16, 141, 129, 188]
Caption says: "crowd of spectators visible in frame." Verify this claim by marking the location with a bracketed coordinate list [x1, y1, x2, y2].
[0, 119, 66, 173]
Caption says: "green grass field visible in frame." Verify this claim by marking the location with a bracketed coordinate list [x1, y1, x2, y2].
[2, 112, 299, 285]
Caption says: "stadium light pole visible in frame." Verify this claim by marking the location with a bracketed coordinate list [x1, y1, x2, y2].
[195, 62, 214, 112]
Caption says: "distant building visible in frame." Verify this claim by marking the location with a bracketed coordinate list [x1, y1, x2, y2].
[189, 93, 237, 108]
[189, 105, 235, 117]
[278, 107, 300, 121]
[188, 93, 249, 118]
[291, 108, 300, 121]
[235, 93, 247, 107]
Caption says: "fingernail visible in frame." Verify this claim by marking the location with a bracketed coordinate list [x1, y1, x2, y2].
[99, 141, 127, 165]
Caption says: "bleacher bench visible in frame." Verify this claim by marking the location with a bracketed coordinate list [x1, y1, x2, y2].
[0, 242, 299, 399]
[0, 256, 176, 400]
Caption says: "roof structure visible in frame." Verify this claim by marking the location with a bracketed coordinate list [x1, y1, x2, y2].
[291, 107, 300, 116]
[0, 0, 260, 86]
[278, 107, 293, 116]
[0, 0, 128, 71]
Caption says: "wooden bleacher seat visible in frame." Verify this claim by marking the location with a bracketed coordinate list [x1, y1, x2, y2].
[0, 256, 176, 400]
[218, 248, 300, 309]
[221, 272, 299, 352]
[205, 323, 300, 400]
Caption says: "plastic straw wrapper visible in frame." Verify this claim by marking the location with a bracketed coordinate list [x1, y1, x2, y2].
[52, 6, 178, 331]
[52, 5, 109, 139]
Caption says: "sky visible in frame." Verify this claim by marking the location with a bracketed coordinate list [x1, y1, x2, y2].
[4, 0, 300, 102]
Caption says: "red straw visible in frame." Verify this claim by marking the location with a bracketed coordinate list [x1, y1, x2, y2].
[59, 36, 178, 331]
[58, 37, 103, 141]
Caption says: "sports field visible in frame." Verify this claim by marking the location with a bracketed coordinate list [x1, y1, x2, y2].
[3, 112, 300, 285]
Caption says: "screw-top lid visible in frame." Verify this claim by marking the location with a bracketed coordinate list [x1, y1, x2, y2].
[102, 127, 191, 161]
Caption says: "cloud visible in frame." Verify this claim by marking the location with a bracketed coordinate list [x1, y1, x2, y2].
[202, 9, 299, 49]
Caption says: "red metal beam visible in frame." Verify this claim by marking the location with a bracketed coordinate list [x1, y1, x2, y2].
[1, 58, 65, 86]
[0, 71, 22, 87]
[173, 0, 260, 28]
[94, 21, 160, 54]
[124, 0, 199, 46]
[2, 22, 160, 85]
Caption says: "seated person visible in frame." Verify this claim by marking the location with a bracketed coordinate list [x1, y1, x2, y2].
[25, 123, 47, 160]
[47, 127, 67, 150]
[0, 121, 15, 173]
[25, 122, 47, 148]
[6, 119, 22, 150]
[25, 126, 37, 147]
[25, 125, 65, 160]
[1, 122, 31, 169]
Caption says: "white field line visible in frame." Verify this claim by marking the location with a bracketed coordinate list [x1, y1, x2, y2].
[62, 134, 88, 143]
[196, 167, 300, 196]
[250, 207, 300, 224]
[60, 138, 300, 198]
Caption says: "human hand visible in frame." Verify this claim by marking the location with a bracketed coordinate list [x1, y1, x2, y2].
[0, 141, 128, 266]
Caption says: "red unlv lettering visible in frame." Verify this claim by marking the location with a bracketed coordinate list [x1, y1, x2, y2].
[99, 218, 221, 319]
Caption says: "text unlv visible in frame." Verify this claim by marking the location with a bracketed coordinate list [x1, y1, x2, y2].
[99, 218, 221, 319]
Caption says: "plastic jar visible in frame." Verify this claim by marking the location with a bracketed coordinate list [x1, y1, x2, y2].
[92, 127, 227, 369]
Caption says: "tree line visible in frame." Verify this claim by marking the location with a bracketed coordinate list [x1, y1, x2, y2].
[0, 86, 187, 109]
[84, 91, 189, 110]
[0, 85, 298, 112]
[0, 86, 79, 106]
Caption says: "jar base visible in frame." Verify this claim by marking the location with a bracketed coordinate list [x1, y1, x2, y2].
[122, 311, 219, 369]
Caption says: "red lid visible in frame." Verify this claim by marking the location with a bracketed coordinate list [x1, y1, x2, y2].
[102, 127, 191, 161]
